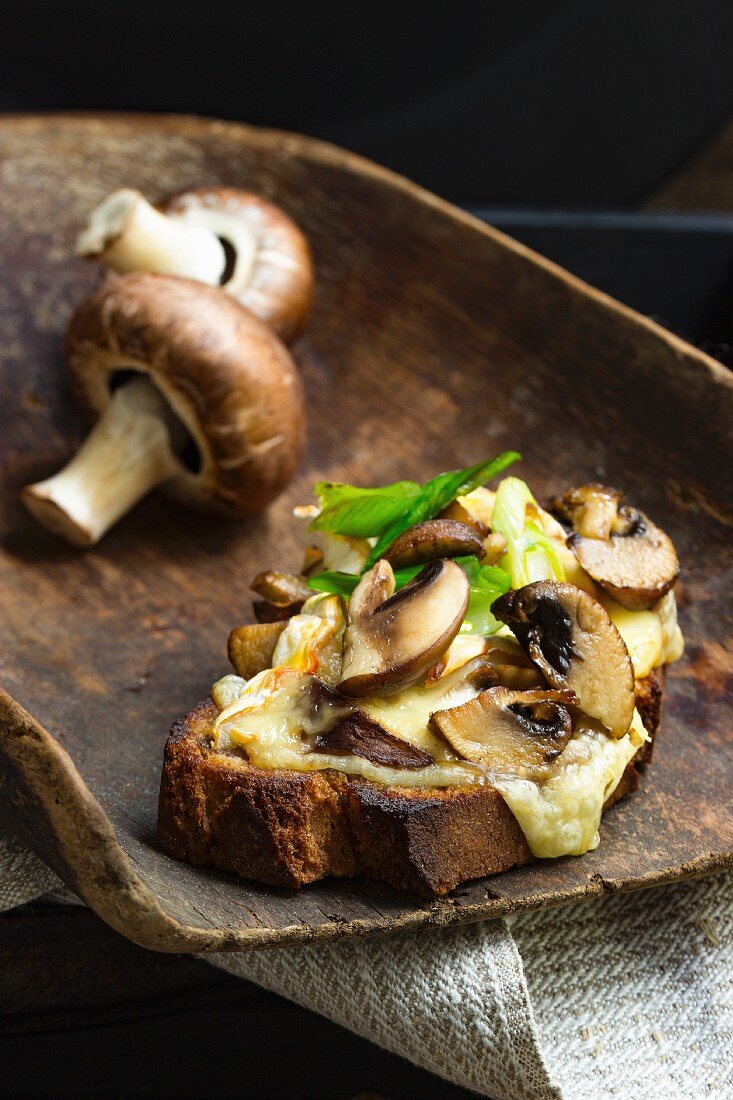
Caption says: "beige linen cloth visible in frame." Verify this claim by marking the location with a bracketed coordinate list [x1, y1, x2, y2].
[1, 833, 730, 1099]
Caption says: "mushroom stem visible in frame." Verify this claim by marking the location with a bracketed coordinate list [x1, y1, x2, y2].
[22, 377, 186, 547]
[76, 189, 226, 285]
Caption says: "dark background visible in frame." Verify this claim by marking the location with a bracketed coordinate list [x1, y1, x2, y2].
[3, 0, 733, 206]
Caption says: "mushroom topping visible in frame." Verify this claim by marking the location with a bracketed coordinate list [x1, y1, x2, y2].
[384, 518, 484, 569]
[549, 484, 623, 540]
[431, 687, 576, 776]
[228, 621, 287, 680]
[439, 498, 489, 537]
[550, 485, 679, 610]
[77, 187, 314, 342]
[338, 559, 469, 697]
[22, 273, 305, 546]
[492, 581, 635, 738]
[315, 710, 434, 769]
[251, 570, 312, 622]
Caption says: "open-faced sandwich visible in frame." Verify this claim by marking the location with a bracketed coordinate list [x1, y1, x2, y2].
[158, 454, 684, 896]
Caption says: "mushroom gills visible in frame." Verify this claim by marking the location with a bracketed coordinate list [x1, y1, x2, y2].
[22, 376, 189, 547]
[338, 559, 470, 697]
[76, 190, 227, 285]
[492, 581, 636, 738]
[431, 687, 576, 777]
[162, 202, 257, 294]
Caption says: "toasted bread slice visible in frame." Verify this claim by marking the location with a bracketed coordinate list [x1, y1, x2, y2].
[157, 672, 663, 897]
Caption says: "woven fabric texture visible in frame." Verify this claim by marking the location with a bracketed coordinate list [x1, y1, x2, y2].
[209, 918, 559, 1100]
[1, 831, 730, 1098]
[512, 869, 733, 1098]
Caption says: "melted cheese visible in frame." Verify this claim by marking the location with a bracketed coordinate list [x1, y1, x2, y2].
[272, 593, 345, 684]
[495, 713, 648, 857]
[600, 591, 683, 678]
[212, 667, 485, 788]
[209, 493, 684, 859]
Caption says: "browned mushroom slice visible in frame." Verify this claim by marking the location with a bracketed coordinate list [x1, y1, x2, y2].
[481, 638, 545, 690]
[338, 558, 469, 697]
[384, 519, 484, 569]
[250, 570, 311, 622]
[439, 498, 489, 537]
[569, 508, 679, 611]
[492, 581, 635, 738]
[431, 686, 576, 775]
[228, 622, 286, 679]
[315, 711, 434, 769]
[22, 273, 305, 546]
[549, 484, 624, 540]
[549, 485, 679, 610]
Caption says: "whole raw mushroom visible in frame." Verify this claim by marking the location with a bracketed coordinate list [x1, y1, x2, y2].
[76, 187, 314, 342]
[22, 272, 306, 546]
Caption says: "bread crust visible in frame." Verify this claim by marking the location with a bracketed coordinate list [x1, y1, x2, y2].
[157, 671, 663, 897]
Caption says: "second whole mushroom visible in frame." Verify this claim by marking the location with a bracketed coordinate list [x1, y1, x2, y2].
[22, 273, 306, 546]
[76, 187, 314, 343]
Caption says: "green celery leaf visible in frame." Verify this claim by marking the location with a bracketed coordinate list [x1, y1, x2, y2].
[306, 570, 361, 598]
[491, 476, 565, 587]
[364, 451, 520, 568]
[458, 557, 512, 636]
[309, 480, 421, 538]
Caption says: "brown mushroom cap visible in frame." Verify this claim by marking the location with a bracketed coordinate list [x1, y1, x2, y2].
[492, 580, 635, 738]
[228, 621, 286, 679]
[431, 686, 576, 775]
[549, 483, 623, 540]
[66, 272, 306, 516]
[569, 509, 679, 611]
[384, 518, 484, 569]
[550, 485, 679, 610]
[162, 188, 314, 343]
[338, 558, 470, 697]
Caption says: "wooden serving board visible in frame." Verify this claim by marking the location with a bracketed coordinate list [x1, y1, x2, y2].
[0, 114, 731, 953]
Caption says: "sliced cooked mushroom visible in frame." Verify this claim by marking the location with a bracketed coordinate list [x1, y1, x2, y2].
[251, 570, 311, 622]
[77, 187, 314, 341]
[439, 498, 489, 537]
[492, 581, 635, 738]
[228, 621, 286, 680]
[549, 484, 623, 540]
[549, 485, 679, 610]
[570, 509, 678, 611]
[338, 558, 469, 697]
[431, 686, 576, 775]
[22, 273, 305, 546]
[384, 519, 484, 569]
[315, 710, 434, 769]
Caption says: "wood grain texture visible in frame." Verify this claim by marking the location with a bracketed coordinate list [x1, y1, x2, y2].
[0, 113, 731, 953]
